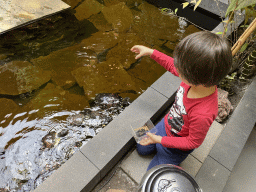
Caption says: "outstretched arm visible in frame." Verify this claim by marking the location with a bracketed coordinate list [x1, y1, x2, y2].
[130, 45, 154, 59]
[131, 45, 179, 77]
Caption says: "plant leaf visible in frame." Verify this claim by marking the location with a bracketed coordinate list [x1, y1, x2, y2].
[194, 0, 202, 11]
[175, 8, 178, 14]
[240, 25, 249, 28]
[216, 32, 223, 34]
[161, 8, 168, 13]
[225, 0, 256, 17]
[182, 2, 190, 9]
[240, 42, 248, 53]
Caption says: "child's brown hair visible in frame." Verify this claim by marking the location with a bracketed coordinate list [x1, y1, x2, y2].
[173, 31, 232, 87]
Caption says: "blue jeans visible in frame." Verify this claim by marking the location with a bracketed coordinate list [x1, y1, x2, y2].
[137, 118, 193, 171]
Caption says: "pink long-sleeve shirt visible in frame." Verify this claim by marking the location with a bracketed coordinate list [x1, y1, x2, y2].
[151, 50, 218, 151]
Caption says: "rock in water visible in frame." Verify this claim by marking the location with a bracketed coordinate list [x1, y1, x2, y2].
[75, 0, 103, 21]
[0, 61, 51, 95]
[42, 132, 57, 148]
[102, 2, 134, 32]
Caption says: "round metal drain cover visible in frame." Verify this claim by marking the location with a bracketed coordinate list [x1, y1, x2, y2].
[138, 164, 202, 192]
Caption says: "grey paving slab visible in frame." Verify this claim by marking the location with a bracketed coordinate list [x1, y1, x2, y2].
[120, 148, 154, 184]
[223, 126, 256, 192]
[34, 151, 100, 192]
[191, 121, 224, 163]
[209, 77, 256, 171]
[179, 154, 202, 177]
[150, 71, 181, 99]
[0, 0, 70, 34]
[80, 87, 169, 178]
[195, 156, 231, 192]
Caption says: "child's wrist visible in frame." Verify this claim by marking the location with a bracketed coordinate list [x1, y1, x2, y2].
[149, 49, 154, 56]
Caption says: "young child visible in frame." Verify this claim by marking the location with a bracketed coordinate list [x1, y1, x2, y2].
[130, 31, 232, 171]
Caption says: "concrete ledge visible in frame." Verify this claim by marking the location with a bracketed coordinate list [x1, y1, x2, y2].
[195, 156, 231, 192]
[34, 151, 100, 192]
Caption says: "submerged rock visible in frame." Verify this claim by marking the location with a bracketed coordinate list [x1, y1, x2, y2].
[57, 129, 69, 137]
[0, 98, 19, 126]
[0, 61, 51, 95]
[102, 2, 134, 32]
[67, 93, 131, 129]
[22, 83, 89, 118]
[80, 31, 120, 55]
[42, 132, 57, 148]
[75, 0, 104, 21]
[31, 45, 97, 89]
[131, 1, 179, 46]
[88, 12, 113, 32]
[216, 88, 233, 123]
[104, 0, 142, 8]
[71, 57, 137, 98]
[106, 32, 149, 69]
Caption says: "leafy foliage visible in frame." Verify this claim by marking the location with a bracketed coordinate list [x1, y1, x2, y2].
[225, 0, 256, 17]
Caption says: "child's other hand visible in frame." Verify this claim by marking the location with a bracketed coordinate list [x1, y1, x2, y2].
[130, 45, 154, 59]
[139, 132, 162, 146]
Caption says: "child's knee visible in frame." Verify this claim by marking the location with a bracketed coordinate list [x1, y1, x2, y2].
[136, 143, 156, 156]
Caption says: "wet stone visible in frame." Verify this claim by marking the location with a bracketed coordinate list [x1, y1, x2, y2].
[0, 54, 7, 60]
[104, 0, 143, 8]
[57, 129, 69, 137]
[180, 24, 201, 40]
[71, 57, 137, 98]
[102, 2, 134, 32]
[0, 98, 19, 125]
[42, 132, 57, 149]
[88, 12, 113, 32]
[103, 0, 121, 7]
[67, 93, 130, 129]
[31, 44, 97, 89]
[127, 55, 167, 92]
[132, 1, 179, 46]
[80, 31, 119, 55]
[106, 32, 149, 69]
[75, 0, 104, 21]
[22, 83, 89, 119]
[0, 61, 51, 95]
[67, 113, 85, 126]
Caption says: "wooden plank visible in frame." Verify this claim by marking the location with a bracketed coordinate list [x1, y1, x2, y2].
[0, 0, 70, 34]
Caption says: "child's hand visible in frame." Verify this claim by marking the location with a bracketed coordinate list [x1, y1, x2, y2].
[130, 45, 154, 59]
[139, 132, 162, 146]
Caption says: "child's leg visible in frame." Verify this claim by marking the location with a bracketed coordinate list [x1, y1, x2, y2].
[136, 118, 165, 156]
[147, 146, 192, 171]
[145, 118, 193, 170]
[156, 143, 192, 165]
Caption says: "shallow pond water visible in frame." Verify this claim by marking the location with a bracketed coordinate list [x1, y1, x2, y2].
[0, 0, 201, 191]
